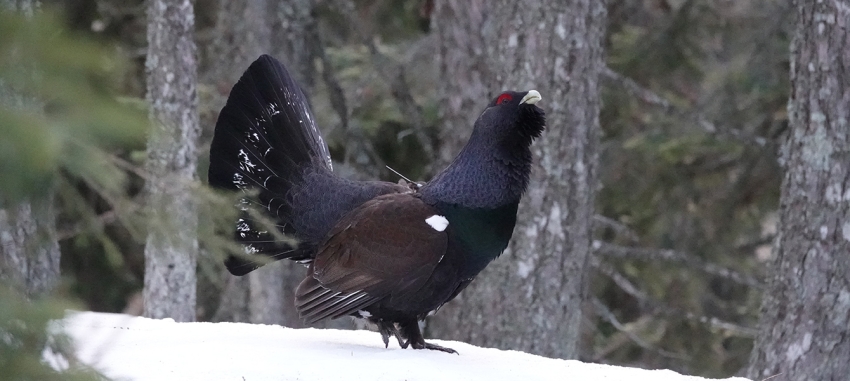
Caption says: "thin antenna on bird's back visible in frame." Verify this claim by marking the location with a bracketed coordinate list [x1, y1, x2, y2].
[386, 165, 414, 183]
[386, 165, 421, 190]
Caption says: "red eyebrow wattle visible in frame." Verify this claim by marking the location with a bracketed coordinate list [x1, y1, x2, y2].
[497, 93, 513, 104]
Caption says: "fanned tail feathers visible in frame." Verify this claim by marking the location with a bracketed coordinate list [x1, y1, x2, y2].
[208, 55, 332, 276]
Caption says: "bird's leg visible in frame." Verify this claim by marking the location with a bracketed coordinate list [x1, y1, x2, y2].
[398, 319, 458, 354]
[376, 320, 405, 348]
[392, 324, 407, 349]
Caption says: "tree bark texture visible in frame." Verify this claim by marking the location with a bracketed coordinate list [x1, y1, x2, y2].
[0, 0, 61, 299]
[431, 0, 494, 169]
[202, 0, 270, 89]
[426, 0, 606, 359]
[270, 0, 317, 90]
[0, 202, 60, 298]
[143, 0, 200, 322]
[747, 2, 850, 380]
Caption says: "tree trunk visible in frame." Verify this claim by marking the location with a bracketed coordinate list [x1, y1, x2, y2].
[747, 2, 850, 380]
[0, 0, 61, 299]
[430, 0, 494, 169]
[143, 0, 200, 322]
[426, 0, 606, 359]
[203, 0, 281, 326]
[205, 0, 341, 328]
[0, 201, 61, 298]
[270, 0, 316, 91]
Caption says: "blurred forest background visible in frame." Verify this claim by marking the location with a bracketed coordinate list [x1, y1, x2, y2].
[0, 0, 799, 379]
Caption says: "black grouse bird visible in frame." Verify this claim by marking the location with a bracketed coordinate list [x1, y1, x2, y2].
[208, 55, 545, 353]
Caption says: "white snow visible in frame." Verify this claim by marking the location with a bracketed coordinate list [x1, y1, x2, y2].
[62, 311, 751, 381]
[425, 215, 449, 232]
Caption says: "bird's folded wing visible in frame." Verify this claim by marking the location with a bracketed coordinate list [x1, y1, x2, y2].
[295, 193, 448, 322]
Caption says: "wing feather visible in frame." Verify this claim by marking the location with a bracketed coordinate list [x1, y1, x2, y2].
[294, 194, 447, 322]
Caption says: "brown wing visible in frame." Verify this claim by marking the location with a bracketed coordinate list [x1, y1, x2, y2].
[295, 193, 448, 323]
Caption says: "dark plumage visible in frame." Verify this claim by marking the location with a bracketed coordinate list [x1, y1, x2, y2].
[208, 55, 545, 353]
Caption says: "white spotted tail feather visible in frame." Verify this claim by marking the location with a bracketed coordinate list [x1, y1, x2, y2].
[208, 54, 333, 275]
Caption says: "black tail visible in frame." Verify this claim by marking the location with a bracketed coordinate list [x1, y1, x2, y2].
[209, 55, 332, 276]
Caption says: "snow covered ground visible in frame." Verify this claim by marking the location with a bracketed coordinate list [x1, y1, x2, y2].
[62, 311, 751, 381]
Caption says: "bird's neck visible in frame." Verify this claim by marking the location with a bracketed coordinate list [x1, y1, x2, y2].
[420, 136, 532, 278]
[421, 137, 532, 209]
[435, 201, 519, 279]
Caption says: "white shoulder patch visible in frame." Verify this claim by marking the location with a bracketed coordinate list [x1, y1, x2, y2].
[425, 215, 449, 232]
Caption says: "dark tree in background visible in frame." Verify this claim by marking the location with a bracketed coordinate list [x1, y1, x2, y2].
[0, 0, 61, 299]
[143, 0, 200, 321]
[203, 0, 326, 328]
[271, 0, 318, 92]
[427, 0, 606, 359]
[429, 0, 493, 169]
[0, 203, 60, 297]
[203, 0, 286, 326]
[747, 1, 850, 380]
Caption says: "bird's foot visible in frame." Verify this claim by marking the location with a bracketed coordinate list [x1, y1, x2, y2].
[394, 333, 407, 349]
[410, 340, 458, 355]
[396, 319, 458, 354]
[380, 331, 389, 348]
[377, 321, 405, 348]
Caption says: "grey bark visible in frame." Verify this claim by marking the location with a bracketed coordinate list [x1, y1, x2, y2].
[202, 0, 270, 88]
[270, 0, 316, 90]
[204, 0, 283, 326]
[431, 0, 494, 169]
[426, 0, 606, 359]
[0, 202, 61, 298]
[143, 0, 200, 322]
[747, 2, 850, 380]
[0, 0, 61, 299]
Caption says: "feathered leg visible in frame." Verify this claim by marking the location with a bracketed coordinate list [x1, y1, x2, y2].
[375, 319, 405, 348]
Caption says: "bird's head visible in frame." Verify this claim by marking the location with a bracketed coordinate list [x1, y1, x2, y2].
[421, 90, 545, 207]
[472, 90, 546, 146]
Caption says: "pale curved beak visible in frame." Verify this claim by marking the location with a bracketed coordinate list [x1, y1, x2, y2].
[520, 90, 542, 105]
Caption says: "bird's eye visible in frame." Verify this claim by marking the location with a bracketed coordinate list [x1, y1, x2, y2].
[496, 93, 513, 105]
